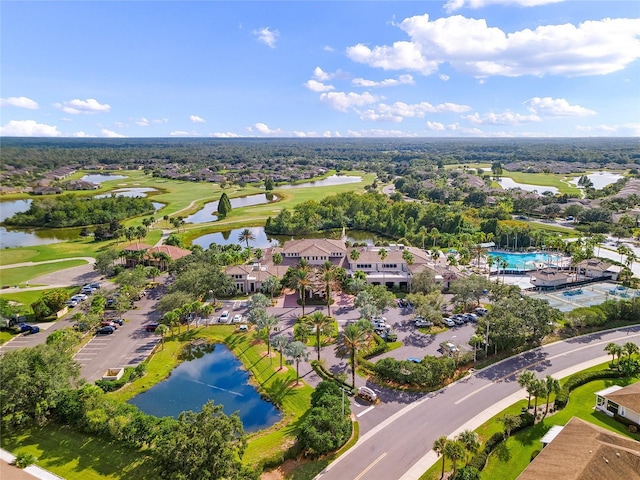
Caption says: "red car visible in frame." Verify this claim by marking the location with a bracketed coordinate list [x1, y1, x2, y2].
[145, 322, 159, 332]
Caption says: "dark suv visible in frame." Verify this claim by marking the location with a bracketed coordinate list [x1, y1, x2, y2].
[145, 322, 159, 332]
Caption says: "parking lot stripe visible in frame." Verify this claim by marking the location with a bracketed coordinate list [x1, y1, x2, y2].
[356, 406, 375, 418]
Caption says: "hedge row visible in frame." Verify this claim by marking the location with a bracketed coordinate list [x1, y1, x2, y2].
[361, 333, 389, 359]
[94, 364, 147, 392]
[554, 369, 622, 409]
[310, 360, 354, 393]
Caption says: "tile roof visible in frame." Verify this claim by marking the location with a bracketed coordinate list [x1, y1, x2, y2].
[147, 245, 192, 260]
[603, 382, 640, 414]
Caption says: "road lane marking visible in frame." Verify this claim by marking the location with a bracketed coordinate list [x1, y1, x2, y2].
[454, 383, 492, 404]
[356, 406, 375, 418]
[354, 452, 386, 480]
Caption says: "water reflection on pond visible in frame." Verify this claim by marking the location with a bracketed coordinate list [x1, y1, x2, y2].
[95, 187, 157, 198]
[191, 226, 381, 250]
[128, 343, 281, 432]
[277, 174, 361, 189]
[185, 193, 278, 224]
[498, 177, 559, 194]
[81, 173, 127, 184]
[569, 171, 624, 190]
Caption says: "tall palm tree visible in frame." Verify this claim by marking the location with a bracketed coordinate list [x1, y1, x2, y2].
[623, 341, 639, 360]
[544, 375, 560, 416]
[272, 335, 290, 370]
[433, 436, 448, 479]
[457, 430, 479, 465]
[304, 310, 333, 361]
[272, 251, 283, 266]
[163, 310, 180, 336]
[604, 342, 619, 366]
[530, 378, 546, 421]
[517, 370, 536, 410]
[285, 340, 309, 385]
[238, 228, 256, 249]
[155, 324, 170, 349]
[292, 268, 312, 316]
[318, 261, 339, 316]
[335, 323, 369, 387]
[257, 314, 279, 358]
[443, 440, 465, 478]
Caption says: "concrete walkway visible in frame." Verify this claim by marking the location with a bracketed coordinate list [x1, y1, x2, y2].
[0, 449, 63, 480]
[0, 257, 95, 269]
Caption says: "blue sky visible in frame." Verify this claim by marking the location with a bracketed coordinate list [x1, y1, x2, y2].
[1, 0, 639, 138]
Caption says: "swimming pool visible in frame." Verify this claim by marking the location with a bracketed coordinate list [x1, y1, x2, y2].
[488, 251, 565, 271]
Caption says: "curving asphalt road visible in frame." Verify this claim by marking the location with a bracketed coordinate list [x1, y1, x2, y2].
[316, 325, 640, 480]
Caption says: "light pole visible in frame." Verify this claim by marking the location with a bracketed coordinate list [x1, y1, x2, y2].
[485, 321, 491, 357]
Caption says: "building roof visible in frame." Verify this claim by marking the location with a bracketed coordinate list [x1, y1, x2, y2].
[282, 238, 347, 256]
[576, 258, 613, 272]
[517, 417, 640, 480]
[123, 243, 152, 251]
[530, 268, 572, 282]
[146, 245, 192, 260]
[601, 382, 640, 414]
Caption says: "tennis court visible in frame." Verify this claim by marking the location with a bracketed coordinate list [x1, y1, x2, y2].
[530, 282, 640, 312]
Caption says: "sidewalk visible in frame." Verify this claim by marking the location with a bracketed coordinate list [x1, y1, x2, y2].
[0, 449, 63, 480]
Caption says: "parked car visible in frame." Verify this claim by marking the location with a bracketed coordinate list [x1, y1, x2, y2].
[452, 315, 465, 325]
[96, 326, 115, 335]
[443, 318, 456, 327]
[90, 282, 102, 289]
[232, 314, 243, 323]
[441, 342, 459, 356]
[81, 285, 95, 294]
[111, 318, 124, 326]
[407, 357, 421, 364]
[72, 294, 88, 301]
[218, 310, 230, 323]
[19, 323, 39, 334]
[101, 321, 118, 329]
[475, 307, 488, 316]
[382, 330, 398, 342]
[415, 319, 433, 327]
[64, 299, 79, 307]
[357, 386, 378, 403]
[238, 324, 248, 331]
[145, 322, 159, 332]
[466, 313, 478, 323]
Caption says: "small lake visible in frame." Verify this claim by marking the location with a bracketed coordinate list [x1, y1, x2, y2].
[94, 187, 157, 199]
[81, 173, 127, 184]
[498, 177, 559, 195]
[569, 171, 624, 190]
[185, 193, 279, 224]
[191, 226, 381, 250]
[128, 343, 281, 432]
[277, 174, 362, 189]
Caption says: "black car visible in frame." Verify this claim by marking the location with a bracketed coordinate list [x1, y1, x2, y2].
[145, 322, 159, 332]
[111, 318, 124, 326]
[96, 326, 115, 335]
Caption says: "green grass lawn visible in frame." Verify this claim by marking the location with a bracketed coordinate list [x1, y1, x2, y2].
[0, 259, 88, 287]
[1, 424, 155, 480]
[499, 171, 581, 196]
[0, 329, 17, 344]
[0, 286, 78, 314]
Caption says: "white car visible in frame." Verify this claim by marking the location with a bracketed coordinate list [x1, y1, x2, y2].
[443, 318, 456, 327]
[218, 310, 230, 323]
[232, 314, 243, 323]
[415, 319, 433, 327]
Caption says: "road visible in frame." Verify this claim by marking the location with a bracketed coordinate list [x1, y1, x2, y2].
[316, 325, 640, 480]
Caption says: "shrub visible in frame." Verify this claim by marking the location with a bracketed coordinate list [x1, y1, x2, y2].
[362, 333, 389, 359]
[14, 452, 37, 468]
[468, 452, 488, 471]
[454, 465, 481, 480]
[555, 369, 622, 409]
[484, 432, 505, 453]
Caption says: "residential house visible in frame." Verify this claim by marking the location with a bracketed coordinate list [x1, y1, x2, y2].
[227, 263, 288, 294]
[145, 245, 192, 270]
[32, 186, 63, 195]
[517, 417, 640, 480]
[576, 258, 621, 281]
[277, 239, 348, 267]
[595, 383, 640, 430]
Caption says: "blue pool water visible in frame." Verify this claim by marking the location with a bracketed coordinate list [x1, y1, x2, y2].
[129, 343, 281, 432]
[488, 251, 564, 270]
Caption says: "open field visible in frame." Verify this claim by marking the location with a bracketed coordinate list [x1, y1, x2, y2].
[0, 287, 78, 314]
[0, 259, 87, 287]
[499, 170, 581, 195]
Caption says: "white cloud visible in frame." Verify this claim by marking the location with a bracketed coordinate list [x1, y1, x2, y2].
[136, 117, 168, 126]
[313, 67, 333, 81]
[576, 123, 640, 136]
[525, 97, 595, 116]
[71, 131, 95, 137]
[209, 132, 240, 138]
[170, 130, 200, 137]
[348, 15, 640, 77]
[0, 120, 60, 136]
[136, 117, 150, 126]
[253, 122, 282, 135]
[359, 109, 403, 123]
[253, 27, 279, 48]
[352, 74, 415, 88]
[426, 121, 446, 131]
[55, 98, 111, 114]
[190, 115, 206, 123]
[439, 74, 450, 81]
[319, 91, 378, 112]
[101, 128, 125, 137]
[444, 0, 564, 14]
[0, 96, 39, 109]
[304, 80, 335, 92]
[463, 111, 541, 125]
[323, 46, 335, 52]
[346, 41, 439, 75]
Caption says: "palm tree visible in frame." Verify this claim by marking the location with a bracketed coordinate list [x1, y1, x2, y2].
[335, 323, 369, 387]
[530, 378, 546, 421]
[430, 227, 439, 247]
[155, 324, 170, 349]
[292, 267, 312, 316]
[163, 310, 180, 336]
[238, 228, 256, 249]
[457, 430, 479, 465]
[304, 310, 333, 361]
[544, 375, 560, 416]
[318, 261, 339, 316]
[285, 340, 309, 385]
[433, 436, 448, 479]
[443, 439, 465, 478]
[500, 414, 522, 438]
[199, 303, 214, 326]
[272, 335, 290, 370]
[517, 370, 537, 410]
[377, 248, 388, 287]
[262, 275, 280, 301]
[350, 249, 360, 262]
[623, 341, 639, 360]
[272, 251, 283, 266]
[605, 342, 620, 366]
[257, 314, 279, 358]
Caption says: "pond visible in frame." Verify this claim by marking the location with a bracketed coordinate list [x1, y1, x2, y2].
[277, 174, 362, 189]
[128, 343, 281, 432]
[569, 171, 624, 190]
[94, 187, 164, 212]
[498, 177, 559, 195]
[80, 173, 127, 184]
[191, 226, 382, 250]
[185, 193, 279, 224]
